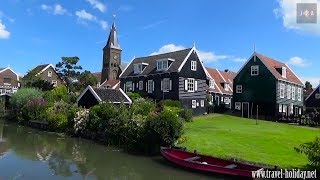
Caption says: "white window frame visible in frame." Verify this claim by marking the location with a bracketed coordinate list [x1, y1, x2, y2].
[191, 61, 197, 71]
[125, 81, 133, 92]
[192, 100, 197, 108]
[52, 80, 58, 87]
[235, 102, 241, 110]
[297, 88, 301, 101]
[133, 64, 143, 74]
[236, 85, 242, 93]
[287, 85, 291, 99]
[251, 65, 259, 76]
[48, 71, 53, 77]
[279, 104, 282, 113]
[157, 60, 168, 71]
[283, 105, 287, 114]
[147, 80, 153, 93]
[279, 83, 285, 98]
[224, 83, 229, 91]
[162, 78, 170, 92]
[209, 80, 215, 88]
[200, 100, 204, 107]
[139, 81, 143, 90]
[292, 86, 295, 100]
[282, 67, 286, 78]
[187, 78, 195, 92]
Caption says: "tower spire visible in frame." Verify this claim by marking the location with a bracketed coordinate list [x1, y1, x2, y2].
[112, 14, 116, 28]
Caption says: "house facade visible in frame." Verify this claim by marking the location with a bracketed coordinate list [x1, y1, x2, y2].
[305, 84, 320, 110]
[120, 47, 208, 115]
[0, 67, 20, 95]
[233, 53, 304, 119]
[206, 67, 236, 109]
[23, 64, 64, 87]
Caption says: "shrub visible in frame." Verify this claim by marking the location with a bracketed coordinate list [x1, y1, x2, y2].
[128, 93, 141, 101]
[178, 108, 193, 122]
[45, 86, 69, 106]
[23, 97, 48, 121]
[47, 113, 68, 132]
[73, 109, 90, 135]
[89, 103, 119, 132]
[131, 98, 155, 116]
[295, 137, 320, 167]
[162, 100, 180, 108]
[10, 88, 43, 110]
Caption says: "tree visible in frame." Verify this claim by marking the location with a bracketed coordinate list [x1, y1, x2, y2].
[305, 81, 313, 91]
[26, 79, 54, 91]
[56, 57, 83, 92]
[76, 70, 98, 91]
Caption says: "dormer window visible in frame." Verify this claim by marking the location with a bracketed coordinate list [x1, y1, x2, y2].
[191, 61, 197, 71]
[224, 83, 229, 91]
[133, 63, 148, 74]
[209, 80, 215, 88]
[156, 58, 174, 71]
[282, 67, 286, 78]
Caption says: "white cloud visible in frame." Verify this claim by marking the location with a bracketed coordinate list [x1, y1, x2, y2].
[233, 57, 247, 62]
[0, 20, 10, 39]
[300, 76, 320, 87]
[100, 20, 108, 30]
[86, 0, 106, 13]
[0, 10, 15, 22]
[75, 9, 97, 21]
[118, 5, 133, 12]
[274, 0, 320, 35]
[41, 4, 67, 15]
[150, 44, 238, 63]
[286, 56, 311, 67]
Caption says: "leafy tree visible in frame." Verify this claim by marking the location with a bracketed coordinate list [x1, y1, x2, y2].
[26, 79, 54, 91]
[55, 57, 83, 92]
[10, 88, 43, 110]
[76, 70, 98, 91]
[305, 81, 313, 91]
[295, 137, 320, 167]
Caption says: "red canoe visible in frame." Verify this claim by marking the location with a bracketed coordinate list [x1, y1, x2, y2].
[160, 147, 263, 178]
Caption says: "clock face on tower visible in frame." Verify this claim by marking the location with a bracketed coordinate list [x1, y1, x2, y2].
[113, 55, 118, 60]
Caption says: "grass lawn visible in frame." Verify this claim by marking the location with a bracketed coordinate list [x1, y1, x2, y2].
[180, 114, 320, 168]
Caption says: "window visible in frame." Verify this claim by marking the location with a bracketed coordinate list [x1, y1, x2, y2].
[162, 78, 171, 92]
[157, 60, 168, 70]
[221, 97, 224, 102]
[282, 67, 286, 78]
[134, 64, 143, 74]
[283, 105, 287, 115]
[192, 100, 197, 108]
[251, 65, 259, 76]
[200, 100, 204, 107]
[297, 88, 302, 101]
[279, 104, 282, 113]
[292, 86, 295, 100]
[299, 108, 302, 115]
[279, 83, 285, 98]
[5, 89, 11, 93]
[236, 85, 242, 93]
[3, 78, 11, 85]
[52, 80, 57, 87]
[287, 85, 291, 99]
[187, 78, 195, 92]
[289, 103, 293, 114]
[209, 80, 215, 88]
[224, 97, 230, 104]
[0, 89, 5, 94]
[235, 102, 241, 110]
[224, 83, 229, 91]
[48, 71, 52, 77]
[147, 80, 153, 93]
[139, 81, 143, 90]
[125, 81, 132, 92]
[191, 61, 197, 71]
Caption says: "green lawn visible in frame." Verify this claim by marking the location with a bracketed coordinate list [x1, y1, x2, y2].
[180, 114, 320, 168]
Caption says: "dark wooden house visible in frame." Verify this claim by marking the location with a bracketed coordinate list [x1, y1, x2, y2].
[22, 64, 64, 87]
[77, 85, 132, 108]
[233, 52, 304, 119]
[305, 84, 320, 110]
[0, 67, 20, 95]
[206, 67, 236, 109]
[119, 47, 208, 115]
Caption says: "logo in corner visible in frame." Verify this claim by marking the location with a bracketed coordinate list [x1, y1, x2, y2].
[296, 3, 317, 23]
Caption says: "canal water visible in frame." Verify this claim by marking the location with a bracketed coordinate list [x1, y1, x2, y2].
[0, 120, 221, 180]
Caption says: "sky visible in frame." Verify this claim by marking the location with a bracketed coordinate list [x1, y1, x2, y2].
[0, 0, 319, 86]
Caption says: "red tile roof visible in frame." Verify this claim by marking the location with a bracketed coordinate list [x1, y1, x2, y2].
[256, 53, 304, 86]
[304, 88, 314, 97]
[206, 67, 235, 95]
[100, 79, 120, 89]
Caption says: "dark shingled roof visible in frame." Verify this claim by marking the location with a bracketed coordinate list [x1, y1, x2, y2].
[24, 64, 50, 79]
[104, 22, 121, 50]
[121, 48, 192, 77]
[93, 88, 131, 103]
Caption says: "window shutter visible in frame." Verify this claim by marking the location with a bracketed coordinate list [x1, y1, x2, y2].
[195, 80, 198, 91]
[146, 82, 148, 92]
[152, 81, 155, 91]
[124, 83, 126, 91]
[169, 80, 172, 90]
[185, 79, 188, 91]
[132, 83, 135, 91]
[161, 80, 163, 91]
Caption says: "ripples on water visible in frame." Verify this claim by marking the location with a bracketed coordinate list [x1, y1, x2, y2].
[0, 120, 223, 180]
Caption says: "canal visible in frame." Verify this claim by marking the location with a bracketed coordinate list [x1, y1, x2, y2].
[0, 120, 219, 180]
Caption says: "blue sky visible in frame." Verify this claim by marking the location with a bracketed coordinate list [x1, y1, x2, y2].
[0, 0, 319, 86]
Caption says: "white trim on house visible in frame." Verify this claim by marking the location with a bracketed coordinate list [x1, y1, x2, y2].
[216, 69, 226, 82]
[0, 67, 20, 81]
[77, 85, 102, 103]
[177, 47, 195, 72]
[119, 88, 132, 104]
[119, 56, 136, 78]
[112, 81, 120, 89]
[36, 64, 55, 76]
[284, 64, 304, 86]
[306, 84, 320, 101]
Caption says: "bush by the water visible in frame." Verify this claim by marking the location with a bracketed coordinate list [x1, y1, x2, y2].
[178, 108, 193, 122]
[10, 88, 43, 110]
[295, 137, 320, 167]
[131, 98, 155, 116]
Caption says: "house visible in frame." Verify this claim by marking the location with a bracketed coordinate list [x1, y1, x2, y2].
[305, 84, 320, 110]
[206, 67, 236, 109]
[119, 46, 208, 115]
[0, 67, 20, 95]
[233, 52, 304, 120]
[22, 64, 64, 87]
[77, 85, 132, 108]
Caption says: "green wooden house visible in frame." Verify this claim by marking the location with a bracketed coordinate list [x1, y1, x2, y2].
[233, 52, 304, 120]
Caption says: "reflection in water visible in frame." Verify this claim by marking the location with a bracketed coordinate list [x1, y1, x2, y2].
[0, 120, 220, 180]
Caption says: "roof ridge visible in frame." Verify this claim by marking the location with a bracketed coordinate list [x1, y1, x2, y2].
[136, 48, 192, 60]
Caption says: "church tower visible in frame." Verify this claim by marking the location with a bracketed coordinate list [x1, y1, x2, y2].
[101, 19, 122, 83]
